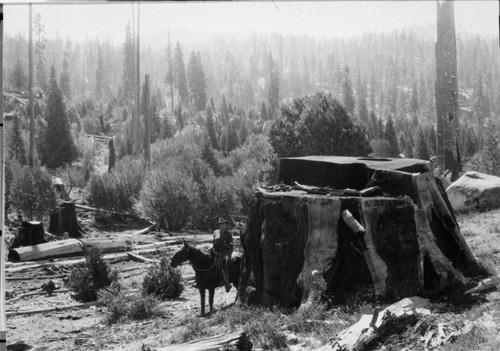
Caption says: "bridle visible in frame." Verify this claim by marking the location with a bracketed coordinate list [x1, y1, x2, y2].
[185, 245, 217, 272]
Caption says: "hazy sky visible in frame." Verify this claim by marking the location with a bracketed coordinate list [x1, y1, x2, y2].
[4, 1, 499, 44]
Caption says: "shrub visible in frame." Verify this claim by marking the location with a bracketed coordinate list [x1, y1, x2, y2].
[138, 161, 199, 230]
[98, 284, 162, 325]
[142, 254, 184, 299]
[69, 248, 118, 302]
[9, 165, 57, 221]
[86, 156, 145, 214]
[194, 175, 241, 230]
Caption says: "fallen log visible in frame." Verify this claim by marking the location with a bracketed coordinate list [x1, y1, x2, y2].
[6, 289, 70, 303]
[79, 238, 130, 254]
[134, 225, 156, 235]
[127, 252, 156, 263]
[8, 238, 84, 262]
[464, 274, 500, 295]
[318, 297, 431, 351]
[5, 302, 97, 317]
[158, 330, 252, 351]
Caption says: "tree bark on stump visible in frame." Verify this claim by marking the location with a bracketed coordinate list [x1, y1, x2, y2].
[49, 201, 86, 238]
[240, 157, 476, 307]
[9, 221, 46, 249]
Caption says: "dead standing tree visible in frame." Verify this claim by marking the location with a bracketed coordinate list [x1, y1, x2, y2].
[435, 0, 460, 180]
[240, 156, 477, 308]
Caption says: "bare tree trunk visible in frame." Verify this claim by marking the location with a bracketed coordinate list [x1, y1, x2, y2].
[168, 31, 175, 116]
[435, 0, 460, 180]
[144, 74, 151, 167]
[29, 4, 35, 168]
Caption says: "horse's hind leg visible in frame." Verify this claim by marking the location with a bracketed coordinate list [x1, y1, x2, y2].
[208, 288, 215, 314]
[199, 288, 206, 316]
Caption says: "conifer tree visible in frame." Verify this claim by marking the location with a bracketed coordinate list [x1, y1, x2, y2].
[174, 42, 189, 105]
[481, 120, 500, 176]
[59, 54, 71, 99]
[187, 51, 207, 111]
[427, 125, 438, 156]
[40, 66, 78, 168]
[415, 128, 430, 160]
[267, 51, 280, 118]
[463, 127, 478, 160]
[342, 66, 355, 116]
[162, 116, 175, 139]
[206, 104, 219, 150]
[226, 123, 239, 152]
[108, 138, 116, 172]
[95, 46, 106, 99]
[176, 105, 184, 130]
[34, 13, 47, 92]
[121, 22, 136, 105]
[220, 94, 229, 122]
[357, 83, 369, 123]
[9, 113, 27, 165]
[384, 115, 400, 157]
[10, 60, 27, 91]
[260, 101, 268, 120]
[201, 141, 220, 176]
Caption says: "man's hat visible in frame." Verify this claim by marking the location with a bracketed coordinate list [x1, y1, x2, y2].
[218, 217, 227, 224]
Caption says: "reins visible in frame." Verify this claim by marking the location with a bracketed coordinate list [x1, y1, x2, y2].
[187, 247, 217, 272]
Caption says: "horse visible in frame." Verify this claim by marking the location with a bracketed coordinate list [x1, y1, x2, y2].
[171, 239, 241, 316]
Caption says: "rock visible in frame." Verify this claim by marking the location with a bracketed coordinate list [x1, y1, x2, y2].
[446, 171, 500, 212]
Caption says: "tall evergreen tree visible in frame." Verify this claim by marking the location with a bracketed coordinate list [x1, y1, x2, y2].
[34, 13, 47, 92]
[9, 113, 27, 165]
[427, 125, 438, 156]
[174, 42, 189, 105]
[267, 51, 280, 118]
[342, 66, 355, 116]
[481, 120, 500, 176]
[187, 51, 207, 111]
[40, 66, 77, 168]
[95, 46, 106, 99]
[226, 123, 239, 152]
[206, 104, 219, 150]
[260, 101, 268, 120]
[384, 115, 400, 157]
[415, 128, 430, 160]
[108, 138, 116, 172]
[10, 60, 27, 91]
[59, 54, 71, 100]
[121, 22, 136, 105]
[357, 83, 369, 123]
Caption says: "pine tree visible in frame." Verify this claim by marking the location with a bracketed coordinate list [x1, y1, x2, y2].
[108, 138, 116, 172]
[384, 115, 400, 157]
[201, 141, 220, 176]
[267, 51, 280, 118]
[226, 123, 239, 152]
[357, 83, 369, 123]
[342, 66, 355, 116]
[9, 113, 27, 165]
[121, 22, 136, 105]
[10, 60, 27, 91]
[95, 46, 106, 99]
[176, 105, 184, 130]
[162, 116, 175, 139]
[174, 42, 189, 105]
[239, 122, 249, 145]
[410, 79, 419, 117]
[464, 127, 478, 160]
[481, 120, 500, 176]
[187, 51, 207, 111]
[40, 66, 78, 168]
[388, 83, 398, 116]
[59, 54, 71, 99]
[260, 101, 268, 120]
[427, 125, 438, 156]
[206, 104, 219, 150]
[415, 128, 430, 160]
[34, 13, 47, 92]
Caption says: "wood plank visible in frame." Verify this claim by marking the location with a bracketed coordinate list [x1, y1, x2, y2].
[158, 330, 251, 351]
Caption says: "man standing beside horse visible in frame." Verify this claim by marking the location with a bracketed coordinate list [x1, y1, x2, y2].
[212, 217, 233, 292]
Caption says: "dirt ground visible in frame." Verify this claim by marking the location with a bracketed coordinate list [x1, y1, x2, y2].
[4, 209, 500, 350]
[4, 214, 238, 351]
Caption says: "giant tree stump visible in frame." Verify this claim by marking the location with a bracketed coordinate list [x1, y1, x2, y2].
[240, 156, 476, 308]
[49, 201, 86, 238]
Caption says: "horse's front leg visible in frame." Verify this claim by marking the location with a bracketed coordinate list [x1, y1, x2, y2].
[199, 288, 206, 316]
[208, 288, 215, 314]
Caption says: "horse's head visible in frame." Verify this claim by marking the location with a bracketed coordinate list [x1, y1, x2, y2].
[170, 239, 191, 268]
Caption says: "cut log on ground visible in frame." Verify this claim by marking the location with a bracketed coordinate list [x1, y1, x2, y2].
[127, 252, 156, 263]
[49, 201, 86, 238]
[80, 238, 130, 254]
[8, 238, 84, 262]
[240, 156, 477, 307]
[314, 296, 431, 351]
[5, 302, 97, 317]
[158, 330, 252, 351]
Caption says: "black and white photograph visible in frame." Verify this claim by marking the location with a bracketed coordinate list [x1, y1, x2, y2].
[1, 1, 500, 350]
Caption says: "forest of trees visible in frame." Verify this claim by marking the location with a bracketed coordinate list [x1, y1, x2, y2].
[3, 15, 500, 227]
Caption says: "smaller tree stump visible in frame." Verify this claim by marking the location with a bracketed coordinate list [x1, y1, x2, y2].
[9, 221, 46, 249]
[49, 201, 86, 238]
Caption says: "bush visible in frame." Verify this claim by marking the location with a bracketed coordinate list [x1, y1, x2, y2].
[9, 164, 57, 221]
[69, 248, 118, 302]
[138, 161, 199, 230]
[98, 284, 162, 325]
[194, 175, 241, 230]
[142, 254, 184, 299]
[86, 156, 145, 214]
